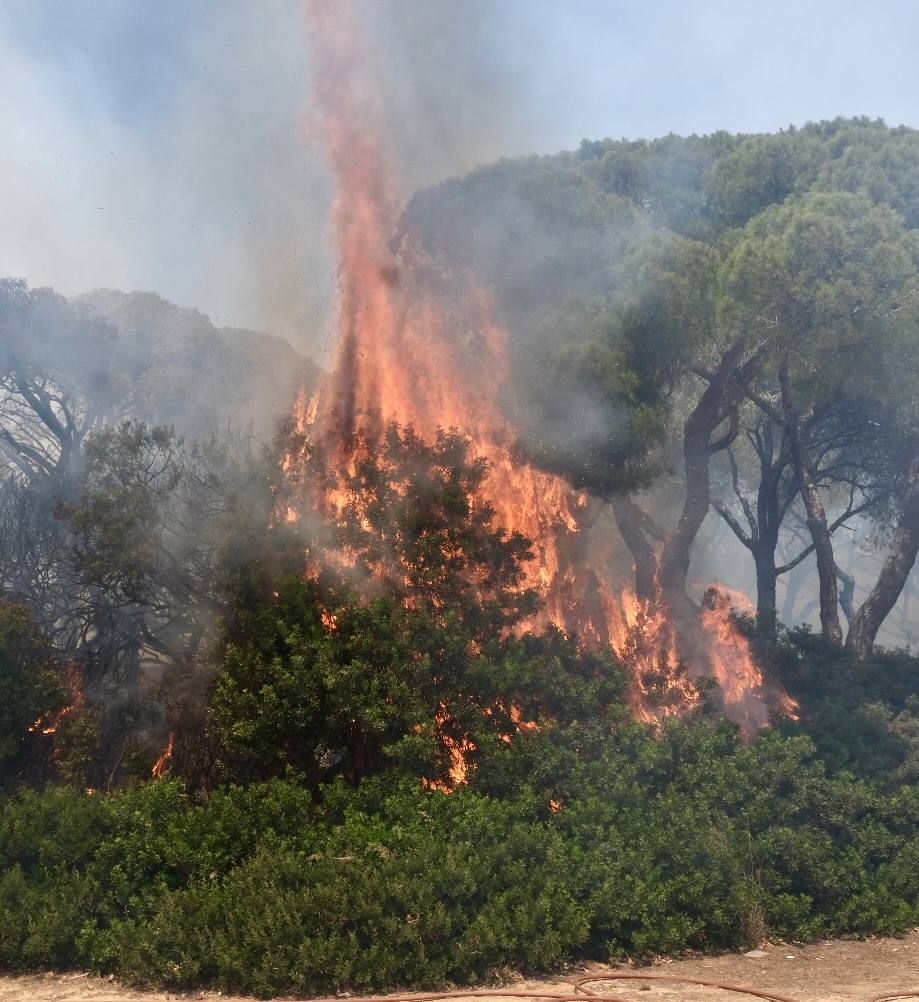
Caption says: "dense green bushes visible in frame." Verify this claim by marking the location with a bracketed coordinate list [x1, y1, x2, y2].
[0, 604, 65, 775]
[763, 629, 919, 783]
[2, 706, 918, 997]
[1, 426, 917, 998]
[208, 426, 622, 790]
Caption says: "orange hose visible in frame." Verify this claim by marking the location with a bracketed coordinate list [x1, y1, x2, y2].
[576, 972, 801, 1002]
[307, 992, 630, 1002]
[306, 979, 799, 1002]
[304, 974, 919, 1002]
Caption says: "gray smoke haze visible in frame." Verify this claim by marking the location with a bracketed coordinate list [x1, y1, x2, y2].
[0, 0, 328, 351]
[3, 0, 919, 353]
[3, 0, 919, 734]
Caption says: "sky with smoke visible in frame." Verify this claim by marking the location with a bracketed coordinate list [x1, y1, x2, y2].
[2, 0, 918, 352]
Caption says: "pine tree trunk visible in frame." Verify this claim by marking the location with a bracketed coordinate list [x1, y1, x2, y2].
[847, 455, 919, 659]
[752, 422, 783, 635]
[611, 496, 658, 604]
[754, 553, 778, 634]
[658, 343, 748, 621]
[779, 363, 843, 645]
[657, 394, 720, 621]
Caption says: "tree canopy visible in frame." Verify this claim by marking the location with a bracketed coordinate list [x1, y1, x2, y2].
[405, 118, 919, 655]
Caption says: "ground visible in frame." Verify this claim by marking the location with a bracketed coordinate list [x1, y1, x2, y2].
[0, 931, 916, 1002]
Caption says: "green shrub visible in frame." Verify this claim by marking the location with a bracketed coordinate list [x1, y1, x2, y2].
[0, 603, 66, 784]
[767, 629, 919, 783]
[1, 694, 918, 995]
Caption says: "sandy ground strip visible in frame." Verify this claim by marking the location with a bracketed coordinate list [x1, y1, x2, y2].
[0, 929, 916, 1002]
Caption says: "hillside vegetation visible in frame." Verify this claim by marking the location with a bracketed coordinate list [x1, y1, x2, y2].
[74, 288, 314, 440]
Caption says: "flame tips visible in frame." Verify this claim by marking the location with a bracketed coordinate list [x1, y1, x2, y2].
[152, 732, 175, 779]
[290, 0, 796, 745]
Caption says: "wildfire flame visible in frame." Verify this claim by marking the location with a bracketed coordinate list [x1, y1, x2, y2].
[423, 710, 475, 791]
[28, 661, 85, 736]
[28, 705, 75, 735]
[152, 732, 175, 779]
[299, 0, 792, 738]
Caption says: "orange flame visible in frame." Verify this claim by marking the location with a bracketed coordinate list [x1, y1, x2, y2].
[300, 0, 791, 736]
[418, 708, 475, 791]
[28, 704, 75, 735]
[151, 732, 175, 778]
[601, 585, 701, 725]
[28, 662, 85, 736]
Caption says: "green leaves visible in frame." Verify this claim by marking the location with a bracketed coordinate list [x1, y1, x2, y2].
[210, 425, 614, 788]
[516, 230, 720, 496]
[5, 692, 919, 993]
[0, 603, 65, 776]
[719, 191, 919, 404]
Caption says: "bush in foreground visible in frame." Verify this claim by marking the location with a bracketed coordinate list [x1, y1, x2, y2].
[1, 713, 918, 997]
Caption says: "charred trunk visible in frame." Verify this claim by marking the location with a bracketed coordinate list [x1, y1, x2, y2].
[611, 495, 659, 603]
[753, 420, 788, 635]
[711, 417, 791, 636]
[657, 423, 710, 623]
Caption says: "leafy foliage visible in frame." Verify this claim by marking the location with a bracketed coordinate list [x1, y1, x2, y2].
[4, 118, 919, 995]
[211, 425, 620, 786]
[0, 603, 65, 781]
[767, 628, 919, 784]
[720, 191, 919, 404]
[3, 694, 919, 995]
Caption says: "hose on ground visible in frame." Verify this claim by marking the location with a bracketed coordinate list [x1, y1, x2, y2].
[577, 972, 800, 1001]
[76, 982, 919, 1002]
[306, 979, 919, 1002]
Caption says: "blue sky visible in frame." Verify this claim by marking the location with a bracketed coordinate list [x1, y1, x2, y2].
[1, 0, 917, 350]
